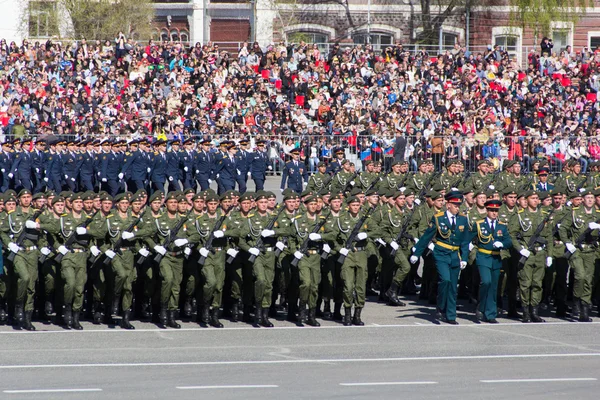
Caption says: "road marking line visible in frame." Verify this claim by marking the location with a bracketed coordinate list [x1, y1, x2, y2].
[3, 388, 102, 394]
[340, 381, 437, 386]
[1, 353, 599, 369]
[481, 378, 597, 383]
[0, 320, 598, 334]
[176, 385, 278, 390]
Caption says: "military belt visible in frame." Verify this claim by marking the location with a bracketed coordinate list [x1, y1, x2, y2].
[533, 246, 545, 252]
[579, 243, 597, 250]
[433, 241, 460, 251]
[477, 248, 500, 256]
[306, 249, 319, 255]
[554, 240, 563, 245]
[351, 247, 365, 252]
[70, 249, 85, 253]
[119, 248, 133, 252]
[212, 247, 224, 251]
[264, 247, 274, 252]
[23, 246, 38, 251]
[169, 251, 184, 256]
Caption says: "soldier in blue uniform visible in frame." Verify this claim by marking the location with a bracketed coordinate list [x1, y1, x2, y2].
[45, 139, 65, 192]
[121, 139, 146, 192]
[1, 141, 14, 191]
[194, 139, 213, 191]
[280, 148, 308, 194]
[470, 199, 513, 323]
[100, 140, 124, 196]
[150, 139, 168, 193]
[62, 140, 79, 192]
[214, 142, 238, 192]
[411, 190, 471, 324]
[535, 168, 554, 191]
[211, 141, 229, 195]
[166, 139, 182, 192]
[327, 147, 346, 175]
[95, 139, 110, 191]
[9, 138, 34, 191]
[180, 138, 196, 190]
[250, 140, 269, 191]
[77, 140, 95, 191]
[235, 139, 251, 194]
[32, 139, 46, 193]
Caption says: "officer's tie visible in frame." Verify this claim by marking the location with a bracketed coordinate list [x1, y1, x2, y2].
[451, 215, 456, 230]
[490, 220, 495, 232]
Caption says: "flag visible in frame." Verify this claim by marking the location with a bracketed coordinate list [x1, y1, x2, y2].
[360, 148, 372, 161]
[385, 147, 394, 156]
[371, 142, 382, 153]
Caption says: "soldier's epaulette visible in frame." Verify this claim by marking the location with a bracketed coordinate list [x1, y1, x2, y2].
[518, 209, 524, 213]
[126, 152, 131, 156]
[498, 221, 507, 225]
[293, 215, 302, 220]
[541, 210, 548, 214]
[154, 151, 159, 155]
[572, 206, 579, 210]
[248, 214, 254, 217]
[60, 213, 68, 217]
[475, 219, 484, 224]
[434, 212, 444, 217]
[6, 210, 14, 214]
[459, 213, 466, 217]
[106, 214, 114, 218]
[319, 215, 326, 219]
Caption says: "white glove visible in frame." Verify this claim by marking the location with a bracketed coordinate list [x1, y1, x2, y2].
[44, 177, 48, 182]
[390, 241, 399, 251]
[410, 255, 419, 264]
[71, 178, 75, 182]
[8, 173, 13, 179]
[566, 243, 577, 253]
[58, 245, 69, 255]
[519, 248, 531, 258]
[493, 241, 503, 249]
[357, 232, 368, 240]
[40, 247, 51, 256]
[276, 241, 285, 251]
[208, 179, 213, 184]
[76, 227, 87, 235]
[213, 230, 224, 238]
[105, 249, 116, 259]
[147, 167, 151, 173]
[90, 246, 101, 257]
[469, 243, 475, 251]
[154, 245, 167, 255]
[118, 172, 124, 180]
[199, 248, 209, 257]
[414, 238, 419, 244]
[261, 229, 275, 238]
[36, 168, 39, 173]
[557, 224, 561, 229]
[184, 247, 191, 256]
[268, 166, 273, 170]
[169, 176, 173, 182]
[25, 220, 38, 229]
[8, 242, 20, 253]
[460, 261, 467, 270]
[294, 251, 304, 260]
[247, 172, 252, 177]
[184, 166, 188, 172]
[280, 189, 284, 193]
[414, 198, 421, 205]
[589, 222, 600, 230]
[101, 178, 107, 182]
[216, 174, 220, 179]
[546, 257, 553, 267]
[309, 233, 322, 241]
[227, 248, 239, 257]
[196, 170, 200, 175]
[174, 238, 188, 247]
[0, 168, 4, 172]
[428, 242, 435, 251]
[323, 243, 331, 253]
[350, 181, 355, 186]
[122, 231, 135, 240]
[249, 247, 260, 256]
[139, 248, 150, 257]
[376, 238, 386, 246]
[340, 248, 349, 256]
[303, 181, 308, 187]
[64, 175, 68, 179]
[237, 169, 241, 175]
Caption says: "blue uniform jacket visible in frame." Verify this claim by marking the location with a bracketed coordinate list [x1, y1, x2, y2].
[280, 160, 308, 191]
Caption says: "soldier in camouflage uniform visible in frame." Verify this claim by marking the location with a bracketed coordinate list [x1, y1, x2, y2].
[306, 162, 331, 193]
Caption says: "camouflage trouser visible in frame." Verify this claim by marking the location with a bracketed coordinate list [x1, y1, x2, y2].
[341, 251, 368, 308]
[13, 250, 40, 311]
[202, 250, 226, 308]
[61, 252, 88, 311]
[569, 251, 596, 305]
[253, 251, 276, 308]
[111, 251, 137, 311]
[517, 252, 546, 307]
[159, 254, 184, 310]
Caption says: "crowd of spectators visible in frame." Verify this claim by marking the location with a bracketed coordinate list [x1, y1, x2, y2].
[1, 34, 600, 173]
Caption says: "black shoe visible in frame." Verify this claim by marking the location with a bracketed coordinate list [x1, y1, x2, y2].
[14, 303, 24, 325]
[44, 300, 54, 316]
[141, 299, 152, 319]
[167, 310, 181, 329]
[120, 310, 135, 330]
[159, 304, 168, 327]
[352, 307, 364, 326]
[0, 300, 6, 324]
[200, 305, 210, 324]
[555, 303, 568, 318]
[261, 308, 274, 328]
[63, 305, 73, 328]
[243, 305, 253, 323]
[231, 301, 239, 323]
[210, 308, 224, 328]
[72, 310, 83, 330]
[333, 303, 343, 321]
[183, 298, 193, 318]
[507, 306, 521, 320]
[111, 297, 120, 316]
[446, 320, 459, 325]
[579, 302, 593, 322]
[487, 319, 499, 324]
[343, 307, 352, 326]
[386, 283, 406, 306]
[571, 299, 581, 317]
[435, 308, 444, 320]
[92, 301, 103, 325]
[522, 308, 531, 323]
[23, 310, 36, 331]
[306, 308, 320, 327]
[475, 309, 484, 321]
[531, 306, 545, 323]
[298, 302, 307, 324]
[322, 300, 332, 320]
[253, 306, 262, 327]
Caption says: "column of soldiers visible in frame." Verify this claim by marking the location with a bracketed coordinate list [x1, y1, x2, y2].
[1, 137, 600, 330]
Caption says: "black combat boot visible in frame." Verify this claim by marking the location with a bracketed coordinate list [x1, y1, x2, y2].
[243, 305, 254, 323]
[200, 305, 210, 324]
[23, 311, 36, 331]
[210, 308, 224, 328]
[261, 308, 274, 327]
[343, 307, 352, 326]
[555, 301, 568, 318]
[298, 301, 307, 324]
[63, 305, 73, 328]
[579, 302, 593, 322]
[306, 308, 320, 327]
[333, 303, 343, 321]
[44, 300, 54, 316]
[111, 297, 120, 316]
[521, 307, 531, 323]
[507, 304, 521, 319]
[0, 299, 7, 324]
[530, 305, 545, 323]
[231, 301, 239, 322]
[352, 307, 365, 326]
[183, 297, 193, 318]
[167, 310, 181, 329]
[322, 299, 332, 320]
[120, 310, 135, 329]
[141, 298, 152, 319]
[386, 282, 406, 307]
[92, 301, 102, 324]
[72, 310, 83, 330]
[14, 302, 24, 326]
[253, 305, 263, 327]
[159, 303, 168, 327]
[572, 299, 581, 318]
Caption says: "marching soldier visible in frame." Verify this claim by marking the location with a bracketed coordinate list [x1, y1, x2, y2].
[280, 148, 308, 194]
[306, 162, 330, 193]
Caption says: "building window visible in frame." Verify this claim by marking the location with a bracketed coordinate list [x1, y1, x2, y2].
[29, 1, 59, 38]
[494, 35, 518, 59]
[353, 32, 392, 51]
[170, 30, 180, 42]
[591, 36, 600, 50]
[160, 29, 169, 42]
[552, 29, 570, 53]
[180, 30, 189, 43]
[288, 31, 328, 44]
[442, 32, 458, 49]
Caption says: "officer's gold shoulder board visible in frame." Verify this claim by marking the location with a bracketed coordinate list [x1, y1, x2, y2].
[434, 212, 444, 217]
[498, 221, 507, 225]
[248, 214, 254, 217]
